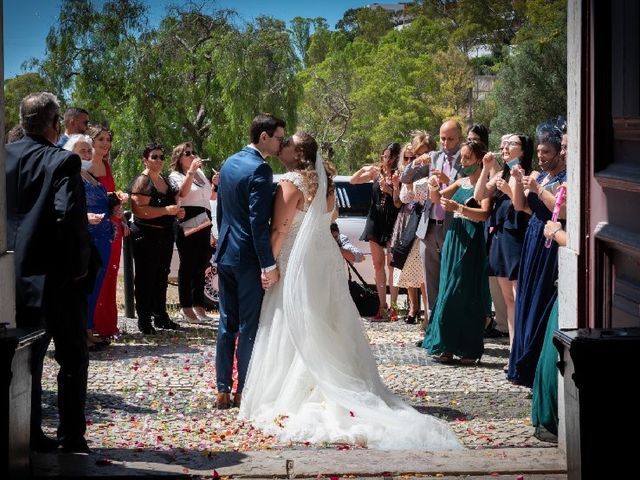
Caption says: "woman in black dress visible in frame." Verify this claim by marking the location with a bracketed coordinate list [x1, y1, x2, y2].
[350, 143, 402, 320]
[129, 143, 185, 334]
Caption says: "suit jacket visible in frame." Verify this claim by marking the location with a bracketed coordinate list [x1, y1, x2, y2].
[5, 134, 94, 314]
[214, 147, 275, 269]
[400, 149, 462, 239]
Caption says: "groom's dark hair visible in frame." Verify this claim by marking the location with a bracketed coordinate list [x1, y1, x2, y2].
[250, 113, 286, 144]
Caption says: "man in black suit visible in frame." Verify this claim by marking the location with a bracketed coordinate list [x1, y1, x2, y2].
[5, 92, 97, 453]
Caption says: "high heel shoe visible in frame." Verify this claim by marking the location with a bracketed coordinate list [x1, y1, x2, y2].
[193, 306, 213, 321]
[371, 306, 388, 322]
[180, 307, 200, 322]
[389, 308, 398, 321]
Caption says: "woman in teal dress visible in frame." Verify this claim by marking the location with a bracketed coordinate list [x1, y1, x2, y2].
[422, 140, 493, 364]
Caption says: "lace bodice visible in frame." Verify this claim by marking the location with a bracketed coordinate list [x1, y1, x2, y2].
[277, 172, 310, 273]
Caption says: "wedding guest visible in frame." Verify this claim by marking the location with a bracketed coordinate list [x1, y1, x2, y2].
[331, 222, 364, 263]
[169, 142, 215, 322]
[508, 121, 566, 387]
[392, 134, 436, 324]
[531, 134, 568, 440]
[129, 143, 185, 334]
[421, 140, 492, 365]
[64, 134, 112, 349]
[6, 92, 97, 453]
[401, 120, 463, 322]
[474, 133, 533, 356]
[351, 143, 402, 320]
[466, 124, 489, 149]
[57, 107, 89, 147]
[88, 125, 127, 339]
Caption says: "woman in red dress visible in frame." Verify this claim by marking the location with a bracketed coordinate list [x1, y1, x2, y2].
[89, 125, 127, 338]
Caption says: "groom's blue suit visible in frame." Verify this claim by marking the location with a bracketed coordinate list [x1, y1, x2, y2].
[214, 146, 276, 393]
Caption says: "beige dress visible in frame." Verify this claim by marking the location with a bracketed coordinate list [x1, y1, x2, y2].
[393, 182, 425, 288]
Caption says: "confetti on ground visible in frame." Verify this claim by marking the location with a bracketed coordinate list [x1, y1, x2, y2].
[40, 304, 552, 454]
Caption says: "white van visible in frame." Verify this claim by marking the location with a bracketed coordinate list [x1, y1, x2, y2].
[169, 175, 374, 309]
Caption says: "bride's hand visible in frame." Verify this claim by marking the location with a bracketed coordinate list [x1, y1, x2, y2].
[261, 268, 280, 290]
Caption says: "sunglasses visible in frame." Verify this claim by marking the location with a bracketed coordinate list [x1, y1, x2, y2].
[183, 150, 195, 157]
[149, 154, 165, 160]
[404, 156, 416, 161]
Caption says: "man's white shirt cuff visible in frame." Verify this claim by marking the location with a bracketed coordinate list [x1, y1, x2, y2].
[262, 264, 277, 273]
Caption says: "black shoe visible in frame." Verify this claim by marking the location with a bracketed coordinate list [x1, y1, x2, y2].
[404, 314, 417, 324]
[138, 320, 156, 335]
[61, 437, 91, 454]
[154, 318, 182, 330]
[30, 433, 60, 452]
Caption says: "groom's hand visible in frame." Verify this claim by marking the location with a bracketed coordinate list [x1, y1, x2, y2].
[261, 269, 280, 290]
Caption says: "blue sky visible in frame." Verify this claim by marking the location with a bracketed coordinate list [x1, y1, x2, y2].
[3, 0, 373, 79]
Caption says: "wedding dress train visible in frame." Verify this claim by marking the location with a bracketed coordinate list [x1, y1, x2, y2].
[239, 169, 461, 450]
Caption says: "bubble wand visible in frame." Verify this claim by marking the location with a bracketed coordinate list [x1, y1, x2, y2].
[545, 185, 566, 248]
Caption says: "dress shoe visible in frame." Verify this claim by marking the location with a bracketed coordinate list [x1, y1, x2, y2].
[138, 319, 157, 335]
[30, 433, 60, 452]
[216, 392, 231, 410]
[61, 436, 91, 454]
[154, 317, 182, 330]
[232, 392, 242, 408]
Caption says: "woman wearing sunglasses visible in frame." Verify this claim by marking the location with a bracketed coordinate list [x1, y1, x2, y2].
[169, 142, 215, 322]
[129, 143, 185, 334]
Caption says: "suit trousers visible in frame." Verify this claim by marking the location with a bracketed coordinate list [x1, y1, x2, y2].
[131, 224, 174, 322]
[419, 223, 445, 314]
[216, 263, 264, 393]
[21, 287, 89, 443]
[176, 225, 213, 308]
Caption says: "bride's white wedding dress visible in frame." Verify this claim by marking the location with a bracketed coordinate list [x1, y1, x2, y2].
[239, 167, 461, 450]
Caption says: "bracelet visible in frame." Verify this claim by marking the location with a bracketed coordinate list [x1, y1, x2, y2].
[428, 185, 439, 191]
[550, 227, 562, 240]
[187, 171, 194, 176]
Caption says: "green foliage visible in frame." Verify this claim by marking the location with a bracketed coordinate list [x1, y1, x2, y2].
[5, 0, 568, 178]
[4, 73, 52, 133]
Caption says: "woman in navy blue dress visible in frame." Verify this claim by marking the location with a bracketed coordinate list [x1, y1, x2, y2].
[474, 134, 533, 351]
[507, 124, 566, 387]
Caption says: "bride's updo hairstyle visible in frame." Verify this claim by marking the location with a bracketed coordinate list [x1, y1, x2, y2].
[294, 131, 336, 201]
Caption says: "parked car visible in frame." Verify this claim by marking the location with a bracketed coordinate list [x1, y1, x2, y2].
[168, 175, 374, 309]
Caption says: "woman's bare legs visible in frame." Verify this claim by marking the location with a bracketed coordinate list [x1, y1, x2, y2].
[497, 276, 516, 349]
[370, 240, 388, 314]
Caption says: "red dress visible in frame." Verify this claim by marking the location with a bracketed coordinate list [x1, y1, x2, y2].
[94, 159, 123, 337]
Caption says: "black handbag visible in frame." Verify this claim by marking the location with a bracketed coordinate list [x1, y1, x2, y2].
[346, 260, 380, 317]
[390, 203, 423, 270]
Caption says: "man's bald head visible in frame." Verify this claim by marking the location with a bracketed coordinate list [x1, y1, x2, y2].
[439, 120, 462, 154]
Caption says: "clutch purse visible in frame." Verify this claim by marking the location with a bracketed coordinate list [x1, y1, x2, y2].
[179, 211, 212, 237]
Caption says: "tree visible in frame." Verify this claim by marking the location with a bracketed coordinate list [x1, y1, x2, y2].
[3, 73, 53, 133]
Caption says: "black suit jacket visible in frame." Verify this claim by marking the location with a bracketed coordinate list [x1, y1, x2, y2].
[5, 134, 95, 317]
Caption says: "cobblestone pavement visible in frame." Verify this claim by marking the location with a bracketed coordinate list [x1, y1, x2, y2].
[41, 311, 551, 454]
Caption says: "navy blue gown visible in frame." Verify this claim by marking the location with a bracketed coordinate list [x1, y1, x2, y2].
[507, 170, 566, 387]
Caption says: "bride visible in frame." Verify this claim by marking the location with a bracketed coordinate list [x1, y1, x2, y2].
[239, 132, 461, 450]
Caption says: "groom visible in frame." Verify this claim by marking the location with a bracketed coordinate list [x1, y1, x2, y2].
[214, 113, 285, 409]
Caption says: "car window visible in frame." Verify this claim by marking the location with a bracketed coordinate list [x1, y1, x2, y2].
[335, 181, 371, 217]
[272, 174, 371, 217]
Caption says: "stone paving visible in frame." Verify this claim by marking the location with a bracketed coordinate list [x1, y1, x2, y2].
[36, 310, 560, 477]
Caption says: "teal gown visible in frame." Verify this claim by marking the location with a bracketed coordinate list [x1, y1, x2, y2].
[531, 298, 559, 436]
[422, 185, 490, 360]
